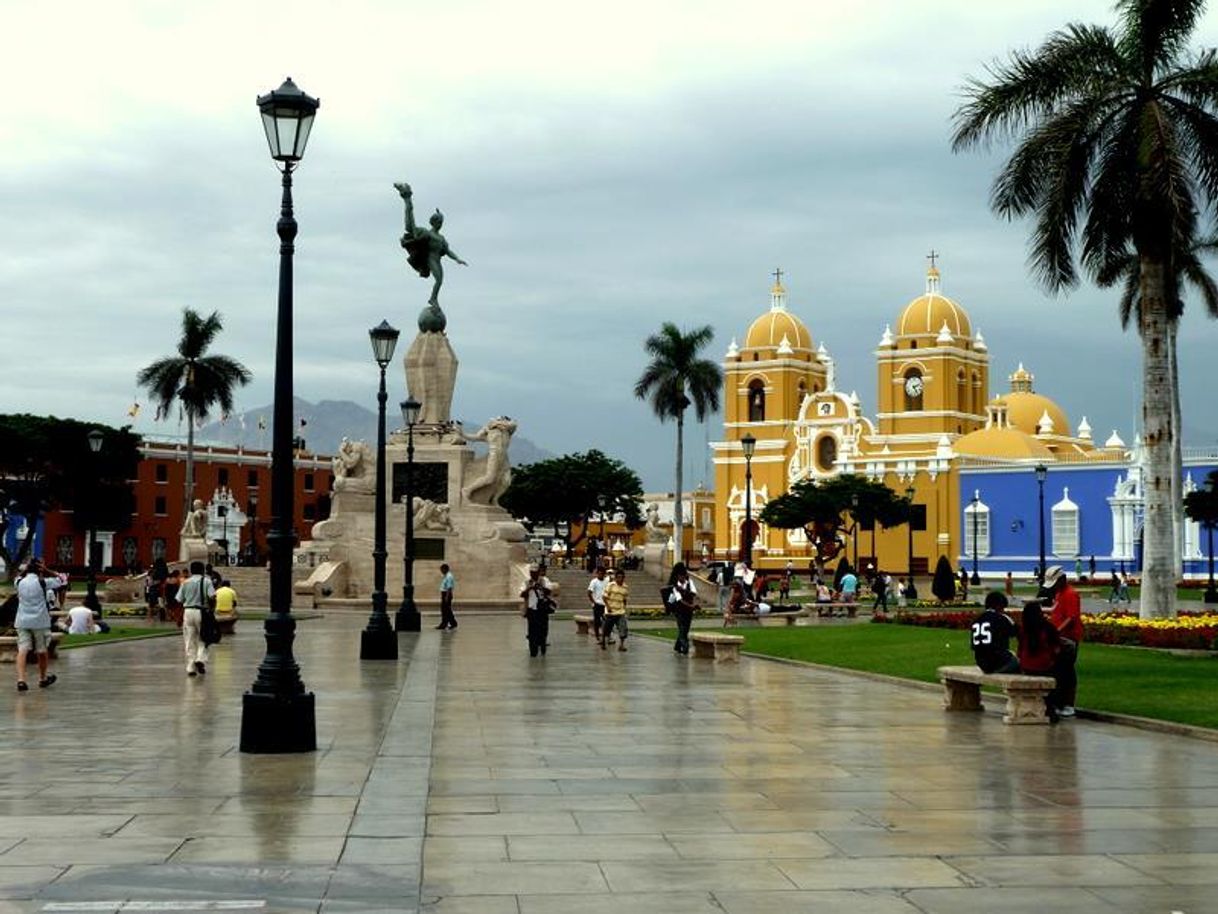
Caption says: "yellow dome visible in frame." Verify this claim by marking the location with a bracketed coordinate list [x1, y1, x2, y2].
[744, 308, 812, 350]
[896, 267, 972, 340]
[1006, 391, 1070, 438]
[897, 292, 972, 339]
[955, 426, 1053, 459]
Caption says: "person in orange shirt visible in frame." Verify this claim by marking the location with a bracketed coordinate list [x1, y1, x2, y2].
[1042, 565, 1081, 717]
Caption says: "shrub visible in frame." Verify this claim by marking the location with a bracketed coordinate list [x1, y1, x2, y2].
[931, 556, 957, 603]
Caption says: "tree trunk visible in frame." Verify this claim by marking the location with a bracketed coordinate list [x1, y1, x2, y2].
[1170, 319, 1183, 577]
[673, 409, 684, 568]
[184, 403, 196, 521]
[1138, 256, 1178, 619]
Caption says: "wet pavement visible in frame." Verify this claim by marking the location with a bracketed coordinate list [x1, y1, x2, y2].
[0, 613, 1214, 912]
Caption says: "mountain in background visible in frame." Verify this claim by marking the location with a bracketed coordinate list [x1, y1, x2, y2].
[197, 398, 554, 466]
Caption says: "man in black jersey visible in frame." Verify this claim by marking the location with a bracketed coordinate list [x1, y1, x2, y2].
[970, 591, 1019, 674]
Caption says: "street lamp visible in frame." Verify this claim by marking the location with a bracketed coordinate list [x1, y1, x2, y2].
[395, 397, 422, 632]
[362, 320, 400, 660]
[217, 504, 229, 566]
[970, 490, 981, 585]
[1035, 463, 1048, 585]
[741, 434, 756, 565]
[1205, 521, 1217, 604]
[84, 429, 104, 614]
[241, 76, 320, 755]
[246, 495, 258, 565]
[851, 493, 860, 573]
[905, 484, 917, 599]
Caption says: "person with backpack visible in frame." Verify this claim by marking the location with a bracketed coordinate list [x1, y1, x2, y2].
[14, 559, 56, 692]
[178, 561, 216, 677]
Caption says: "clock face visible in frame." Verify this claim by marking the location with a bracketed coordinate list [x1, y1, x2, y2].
[904, 374, 924, 398]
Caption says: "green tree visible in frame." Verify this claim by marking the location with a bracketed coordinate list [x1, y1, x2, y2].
[0, 416, 140, 577]
[136, 309, 251, 517]
[634, 323, 722, 564]
[931, 555, 957, 604]
[1184, 470, 1218, 599]
[500, 450, 644, 555]
[951, 0, 1218, 618]
[760, 474, 911, 565]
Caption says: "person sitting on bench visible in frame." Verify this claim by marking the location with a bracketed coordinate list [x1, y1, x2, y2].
[970, 591, 1020, 674]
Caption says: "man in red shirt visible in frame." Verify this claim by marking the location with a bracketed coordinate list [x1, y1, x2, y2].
[1043, 565, 1081, 717]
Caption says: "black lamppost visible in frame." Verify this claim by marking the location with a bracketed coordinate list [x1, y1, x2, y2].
[217, 504, 229, 566]
[83, 429, 104, 613]
[240, 76, 319, 755]
[1205, 521, 1217, 604]
[395, 397, 422, 632]
[1035, 463, 1048, 585]
[905, 484, 917, 597]
[363, 320, 400, 660]
[851, 493, 859, 572]
[970, 490, 981, 585]
[741, 434, 756, 565]
[245, 495, 258, 565]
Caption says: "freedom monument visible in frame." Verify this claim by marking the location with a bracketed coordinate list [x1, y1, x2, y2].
[295, 183, 530, 607]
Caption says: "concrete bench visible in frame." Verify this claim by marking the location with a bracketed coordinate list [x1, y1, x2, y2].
[573, 614, 593, 636]
[733, 609, 806, 627]
[814, 602, 861, 618]
[0, 633, 64, 663]
[216, 613, 238, 636]
[937, 665, 1056, 725]
[691, 632, 744, 663]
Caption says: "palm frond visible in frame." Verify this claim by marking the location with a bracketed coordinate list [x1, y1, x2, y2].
[1117, 0, 1206, 80]
[178, 309, 224, 360]
[135, 357, 186, 412]
[952, 23, 1126, 151]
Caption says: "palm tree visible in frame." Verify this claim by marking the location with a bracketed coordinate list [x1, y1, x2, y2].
[635, 323, 722, 565]
[951, 0, 1218, 619]
[137, 308, 251, 518]
[1104, 238, 1218, 574]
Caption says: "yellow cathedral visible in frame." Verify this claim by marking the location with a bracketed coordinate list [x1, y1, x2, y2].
[711, 262, 1114, 573]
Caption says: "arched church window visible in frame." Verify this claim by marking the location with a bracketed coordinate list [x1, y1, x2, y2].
[903, 369, 924, 411]
[795, 381, 807, 418]
[748, 381, 765, 422]
[1052, 488, 1080, 558]
[964, 493, 991, 557]
[816, 435, 837, 472]
[956, 369, 966, 410]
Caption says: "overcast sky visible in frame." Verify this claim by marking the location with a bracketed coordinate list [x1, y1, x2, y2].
[3, 0, 1218, 491]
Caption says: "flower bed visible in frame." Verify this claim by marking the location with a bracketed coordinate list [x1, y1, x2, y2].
[874, 609, 1218, 650]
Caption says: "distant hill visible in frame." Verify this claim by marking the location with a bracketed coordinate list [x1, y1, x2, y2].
[197, 398, 553, 466]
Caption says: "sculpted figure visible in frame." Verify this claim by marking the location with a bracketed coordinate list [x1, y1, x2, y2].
[333, 438, 374, 492]
[411, 497, 453, 533]
[644, 502, 666, 543]
[395, 182, 468, 308]
[461, 417, 517, 507]
[181, 499, 208, 538]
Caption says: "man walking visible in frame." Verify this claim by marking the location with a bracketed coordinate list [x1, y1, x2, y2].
[587, 566, 608, 642]
[15, 560, 55, 692]
[600, 568, 629, 651]
[436, 563, 458, 630]
[179, 561, 215, 677]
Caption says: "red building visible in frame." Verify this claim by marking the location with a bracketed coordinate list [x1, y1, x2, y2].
[38, 440, 333, 571]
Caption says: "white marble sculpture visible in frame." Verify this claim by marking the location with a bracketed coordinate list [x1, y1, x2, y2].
[461, 417, 517, 507]
[333, 438, 374, 493]
[411, 497, 454, 533]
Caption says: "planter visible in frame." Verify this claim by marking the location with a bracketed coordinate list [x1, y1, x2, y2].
[0, 633, 64, 663]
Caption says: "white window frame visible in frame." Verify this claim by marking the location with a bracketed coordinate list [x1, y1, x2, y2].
[1052, 488, 1080, 558]
[964, 492, 990, 558]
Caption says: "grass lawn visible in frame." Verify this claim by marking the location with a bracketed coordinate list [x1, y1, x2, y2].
[59, 626, 179, 649]
[644, 624, 1218, 729]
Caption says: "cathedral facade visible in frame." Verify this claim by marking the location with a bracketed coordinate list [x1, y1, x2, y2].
[712, 264, 1123, 575]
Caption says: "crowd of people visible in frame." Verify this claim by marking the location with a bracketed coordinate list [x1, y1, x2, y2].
[970, 564, 1082, 721]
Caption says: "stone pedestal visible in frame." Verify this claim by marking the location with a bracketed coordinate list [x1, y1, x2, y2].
[405, 332, 458, 425]
[296, 328, 528, 607]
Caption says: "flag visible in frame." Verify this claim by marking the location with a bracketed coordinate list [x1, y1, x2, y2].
[127, 401, 140, 418]
[299, 418, 308, 428]
[257, 416, 267, 431]
[239, 414, 246, 431]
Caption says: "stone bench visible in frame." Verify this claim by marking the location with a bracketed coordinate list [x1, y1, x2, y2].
[733, 609, 806, 627]
[814, 602, 861, 618]
[937, 665, 1057, 725]
[691, 632, 744, 663]
[0, 633, 64, 663]
[216, 613, 238, 636]
[573, 614, 594, 636]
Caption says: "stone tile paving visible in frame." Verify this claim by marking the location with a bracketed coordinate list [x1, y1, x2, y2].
[0, 614, 1215, 911]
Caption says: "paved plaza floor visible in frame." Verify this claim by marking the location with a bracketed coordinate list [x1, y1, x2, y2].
[0, 614, 1214, 912]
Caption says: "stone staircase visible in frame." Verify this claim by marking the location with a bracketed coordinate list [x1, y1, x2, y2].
[545, 566, 668, 610]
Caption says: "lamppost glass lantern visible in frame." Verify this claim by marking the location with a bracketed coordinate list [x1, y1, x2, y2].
[401, 398, 422, 428]
[741, 434, 757, 460]
[87, 429, 103, 453]
[257, 78, 319, 164]
[369, 320, 400, 368]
